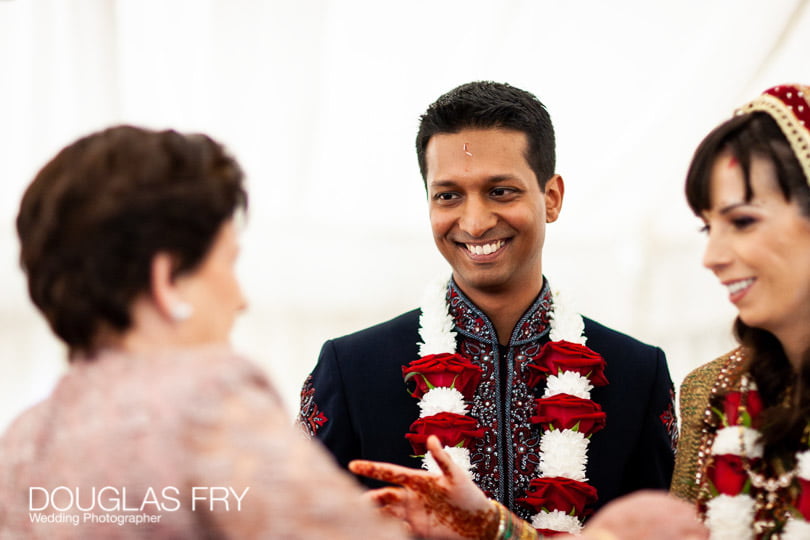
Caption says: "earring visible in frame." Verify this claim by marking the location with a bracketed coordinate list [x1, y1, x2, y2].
[171, 302, 194, 322]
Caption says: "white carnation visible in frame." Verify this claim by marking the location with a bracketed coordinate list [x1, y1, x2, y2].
[418, 387, 468, 417]
[548, 288, 586, 345]
[418, 275, 457, 355]
[783, 517, 810, 540]
[712, 426, 764, 458]
[538, 430, 589, 481]
[422, 446, 473, 478]
[796, 450, 810, 480]
[705, 494, 755, 540]
[543, 372, 593, 399]
[530, 510, 583, 534]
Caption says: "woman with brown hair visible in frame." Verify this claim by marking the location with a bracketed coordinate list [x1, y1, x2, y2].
[0, 125, 407, 539]
[673, 84, 810, 539]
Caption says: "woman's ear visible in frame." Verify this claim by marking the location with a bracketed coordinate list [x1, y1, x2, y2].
[150, 253, 193, 322]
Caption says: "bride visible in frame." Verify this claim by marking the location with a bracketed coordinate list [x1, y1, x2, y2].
[673, 83, 810, 539]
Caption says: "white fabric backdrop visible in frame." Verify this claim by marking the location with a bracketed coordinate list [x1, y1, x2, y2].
[2, 0, 809, 431]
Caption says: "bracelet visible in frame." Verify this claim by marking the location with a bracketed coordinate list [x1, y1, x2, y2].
[513, 515, 539, 540]
[492, 500, 507, 540]
[490, 501, 540, 540]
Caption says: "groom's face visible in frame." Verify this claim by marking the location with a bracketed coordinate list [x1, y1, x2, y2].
[424, 127, 562, 298]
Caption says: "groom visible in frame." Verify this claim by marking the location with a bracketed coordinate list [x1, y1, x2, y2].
[298, 81, 676, 522]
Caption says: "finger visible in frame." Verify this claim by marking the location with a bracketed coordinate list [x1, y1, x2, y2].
[350, 459, 432, 487]
[367, 487, 406, 507]
[367, 489, 414, 524]
[425, 435, 462, 481]
[379, 503, 406, 521]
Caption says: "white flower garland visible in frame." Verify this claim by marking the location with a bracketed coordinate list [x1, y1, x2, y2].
[784, 449, 810, 540]
[417, 387, 468, 417]
[417, 276, 458, 357]
[711, 426, 764, 458]
[706, 494, 756, 540]
[414, 276, 473, 477]
[533, 287, 591, 533]
[416, 277, 593, 534]
[531, 510, 583, 535]
[705, 426, 759, 540]
[706, 399, 810, 539]
[784, 519, 810, 539]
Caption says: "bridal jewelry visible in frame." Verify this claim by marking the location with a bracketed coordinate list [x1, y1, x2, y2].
[698, 357, 810, 539]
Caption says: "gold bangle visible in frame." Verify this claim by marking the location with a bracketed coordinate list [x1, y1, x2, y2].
[515, 517, 539, 540]
[489, 501, 539, 540]
[492, 500, 507, 540]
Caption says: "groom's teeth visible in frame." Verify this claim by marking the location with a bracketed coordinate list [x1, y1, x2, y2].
[466, 240, 504, 255]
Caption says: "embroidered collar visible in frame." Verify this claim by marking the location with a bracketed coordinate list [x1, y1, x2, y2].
[445, 277, 553, 346]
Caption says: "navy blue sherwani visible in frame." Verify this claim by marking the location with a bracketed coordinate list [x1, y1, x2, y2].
[298, 279, 676, 520]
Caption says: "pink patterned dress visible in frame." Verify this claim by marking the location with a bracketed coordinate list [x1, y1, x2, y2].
[0, 346, 407, 539]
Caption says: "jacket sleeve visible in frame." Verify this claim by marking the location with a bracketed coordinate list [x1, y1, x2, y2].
[623, 346, 677, 492]
[297, 339, 359, 470]
[670, 355, 728, 502]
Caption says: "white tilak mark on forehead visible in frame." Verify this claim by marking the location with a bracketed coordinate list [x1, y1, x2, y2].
[463, 143, 472, 157]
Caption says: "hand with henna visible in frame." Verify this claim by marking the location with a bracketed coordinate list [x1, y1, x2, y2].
[351, 437, 708, 540]
[349, 435, 499, 540]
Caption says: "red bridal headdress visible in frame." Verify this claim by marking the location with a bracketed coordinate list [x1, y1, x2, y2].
[736, 83, 810, 185]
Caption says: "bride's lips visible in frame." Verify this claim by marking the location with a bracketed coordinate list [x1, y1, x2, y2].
[723, 277, 755, 303]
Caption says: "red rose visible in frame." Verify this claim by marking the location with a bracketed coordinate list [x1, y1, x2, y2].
[530, 393, 606, 435]
[403, 353, 483, 400]
[795, 478, 810, 520]
[405, 412, 485, 455]
[707, 454, 749, 495]
[518, 476, 598, 515]
[722, 390, 764, 427]
[527, 341, 608, 388]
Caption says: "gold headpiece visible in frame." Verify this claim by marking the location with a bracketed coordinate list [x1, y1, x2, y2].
[736, 84, 810, 185]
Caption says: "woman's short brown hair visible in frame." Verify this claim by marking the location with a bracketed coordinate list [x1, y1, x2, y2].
[17, 125, 247, 355]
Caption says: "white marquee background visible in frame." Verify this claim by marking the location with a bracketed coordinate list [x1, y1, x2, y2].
[1, 0, 809, 431]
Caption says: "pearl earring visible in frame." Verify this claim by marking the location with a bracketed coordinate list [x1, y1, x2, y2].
[171, 302, 193, 322]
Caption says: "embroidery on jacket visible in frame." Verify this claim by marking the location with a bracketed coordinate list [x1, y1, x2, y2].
[660, 386, 679, 451]
[448, 282, 554, 520]
[298, 374, 328, 438]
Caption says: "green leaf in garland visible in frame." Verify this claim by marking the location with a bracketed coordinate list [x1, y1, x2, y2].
[710, 406, 728, 427]
[403, 372, 436, 391]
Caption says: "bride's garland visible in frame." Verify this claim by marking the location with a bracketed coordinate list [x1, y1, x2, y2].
[402, 277, 608, 536]
[699, 354, 810, 539]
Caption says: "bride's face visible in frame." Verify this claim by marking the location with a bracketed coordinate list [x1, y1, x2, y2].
[701, 151, 810, 339]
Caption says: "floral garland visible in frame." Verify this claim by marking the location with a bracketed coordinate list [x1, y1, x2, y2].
[402, 276, 608, 536]
[701, 370, 810, 539]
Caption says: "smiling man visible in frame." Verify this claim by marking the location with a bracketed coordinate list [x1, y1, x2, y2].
[298, 82, 677, 525]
